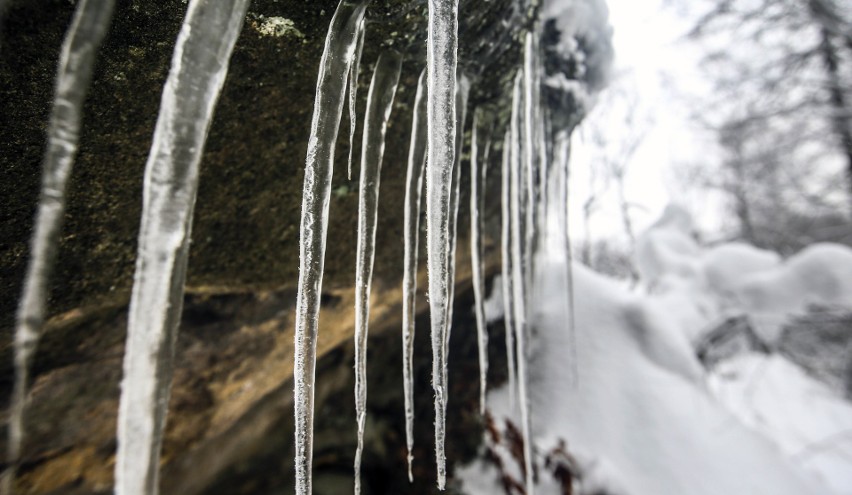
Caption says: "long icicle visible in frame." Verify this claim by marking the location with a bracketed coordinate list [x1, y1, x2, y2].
[443, 74, 469, 384]
[347, 17, 366, 181]
[510, 69, 535, 495]
[557, 131, 578, 386]
[402, 68, 428, 482]
[470, 108, 489, 416]
[522, 31, 538, 305]
[425, 0, 458, 489]
[293, 2, 368, 494]
[500, 130, 517, 411]
[353, 50, 402, 495]
[114, 1, 250, 494]
[4, 1, 115, 493]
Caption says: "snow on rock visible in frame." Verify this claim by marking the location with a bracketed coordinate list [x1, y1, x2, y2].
[634, 204, 701, 293]
[709, 353, 852, 494]
[635, 206, 852, 345]
[732, 243, 852, 342]
[701, 242, 782, 299]
[459, 252, 828, 495]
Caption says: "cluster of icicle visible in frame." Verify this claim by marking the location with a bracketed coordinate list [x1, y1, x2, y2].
[7, 0, 575, 493]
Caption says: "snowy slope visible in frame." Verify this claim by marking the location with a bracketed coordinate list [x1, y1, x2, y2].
[459, 252, 832, 494]
[710, 353, 852, 495]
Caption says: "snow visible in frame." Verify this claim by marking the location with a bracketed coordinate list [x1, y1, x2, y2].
[459, 253, 832, 495]
[460, 200, 852, 494]
[710, 353, 852, 494]
[292, 2, 367, 493]
[733, 243, 852, 341]
[114, 1, 250, 494]
[633, 203, 701, 292]
[352, 50, 401, 495]
[701, 242, 782, 298]
[402, 68, 428, 482]
[425, 0, 459, 488]
[8, 0, 116, 490]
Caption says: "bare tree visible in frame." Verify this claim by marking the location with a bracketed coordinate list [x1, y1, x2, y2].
[687, 0, 852, 203]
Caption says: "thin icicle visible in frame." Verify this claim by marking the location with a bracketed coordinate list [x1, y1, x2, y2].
[402, 69, 428, 483]
[500, 131, 517, 411]
[556, 131, 578, 386]
[353, 50, 402, 495]
[425, 0, 458, 489]
[347, 18, 366, 181]
[5, 1, 115, 493]
[470, 108, 489, 416]
[522, 31, 538, 303]
[293, 2, 367, 494]
[114, 2, 249, 494]
[510, 69, 535, 495]
[443, 74, 469, 369]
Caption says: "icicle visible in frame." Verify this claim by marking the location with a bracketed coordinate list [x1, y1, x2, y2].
[443, 74, 470, 373]
[425, 0, 458, 489]
[402, 69, 428, 483]
[353, 50, 402, 495]
[522, 31, 538, 302]
[293, 2, 367, 494]
[556, 130, 578, 386]
[114, 2, 249, 494]
[510, 69, 535, 495]
[5, 1, 115, 493]
[470, 108, 490, 416]
[500, 131, 517, 411]
[347, 17, 366, 181]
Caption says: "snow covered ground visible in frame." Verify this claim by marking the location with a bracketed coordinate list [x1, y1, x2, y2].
[458, 207, 852, 495]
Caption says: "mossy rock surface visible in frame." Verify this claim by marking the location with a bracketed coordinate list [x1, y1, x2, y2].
[0, 0, 524, 334]
[0, 0, 529, 492]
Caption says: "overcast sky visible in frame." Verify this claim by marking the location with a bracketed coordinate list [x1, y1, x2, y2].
[569, 0, 727, 246]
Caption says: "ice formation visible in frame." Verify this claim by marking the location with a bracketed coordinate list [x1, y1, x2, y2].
[293, 2, 367, 494]
[347, 17, 366, 181]
[401, 69, 428, 482]
[500, 131, 518, 409]
[114, 1, 250, 494]
[443, 74, 470, 361]
[6, 0, 116, 492]
[510, 65, 536, 495]
[425, 0, 459, 488]
[353, 50, 402, 495]
[470, 108, 490, 416]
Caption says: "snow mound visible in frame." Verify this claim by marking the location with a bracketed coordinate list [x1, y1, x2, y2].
[634, 204, 701, 292]
[733, 243, 852, 340]
[459, 252, 828, 495]
[710, 353, 852, 494]
[701, 242, 782, 298]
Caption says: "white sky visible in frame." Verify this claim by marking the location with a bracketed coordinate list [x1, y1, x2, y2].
[569, 0, 728, 246]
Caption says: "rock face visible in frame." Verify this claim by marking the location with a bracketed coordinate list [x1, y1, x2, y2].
[0, 0, 530, 492]
[0, 0, 521, 333]
[6, 267, 508, 494]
